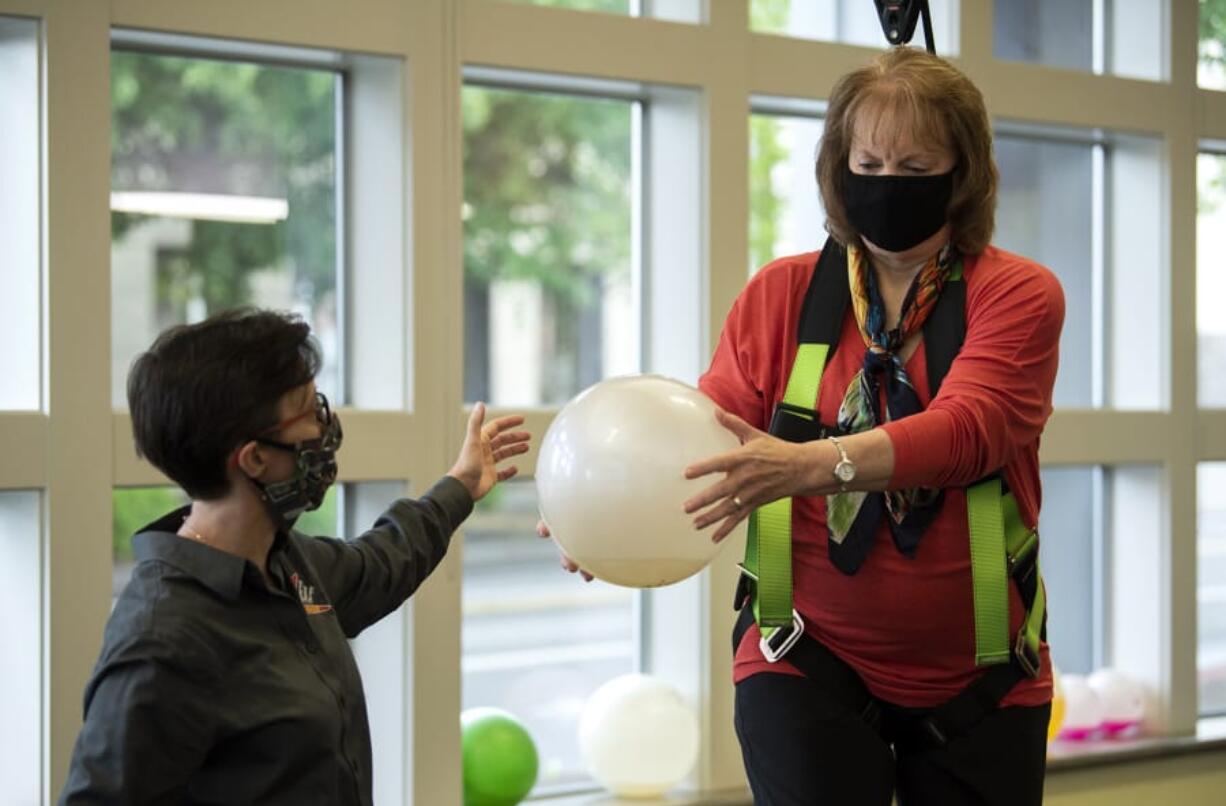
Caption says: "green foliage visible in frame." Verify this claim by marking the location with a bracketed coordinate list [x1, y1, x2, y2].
[1202, 1, 1226, 210]
[749, 115, 789, 271]
[463, 86, 631, 305]
[295, 486, 340, 537]
[1202, 0, 1226, 70]
[113, 487, 188, 561]
[751, 0, 792, 32]
[111, 51, 337, 314]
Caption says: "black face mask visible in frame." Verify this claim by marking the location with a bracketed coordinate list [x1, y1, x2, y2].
[841, 166, 955, 253]
[249, 392, 343, 531]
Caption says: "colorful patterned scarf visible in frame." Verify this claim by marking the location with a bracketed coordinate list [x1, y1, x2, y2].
[825, 243, 960, 574]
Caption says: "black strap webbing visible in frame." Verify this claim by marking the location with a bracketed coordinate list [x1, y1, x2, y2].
[922, 276, 966, 399]
[796, 238, 850, 349]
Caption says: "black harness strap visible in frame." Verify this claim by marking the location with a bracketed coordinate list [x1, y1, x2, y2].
[767, 238, 849, 444]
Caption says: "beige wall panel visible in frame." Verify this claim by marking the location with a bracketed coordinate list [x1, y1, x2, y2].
[1200, 412, 1226, 460]
[1201, 89, 1226, 143]
[974, 68, 1175, 134]
[460, 0, 711, 86]
[748, 34, 884, 100]
[0, 0, 46, 16]
[110, 0, 411, 55]
[1046, 749, 1226, 805]
[0, 413, 46, 488]
[407, 1, 465, 804]
[43, 0, 114, 796]
[1040, 411, 1172, 465]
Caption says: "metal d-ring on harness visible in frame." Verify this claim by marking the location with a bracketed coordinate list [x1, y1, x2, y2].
[731, 238, 1047, 748]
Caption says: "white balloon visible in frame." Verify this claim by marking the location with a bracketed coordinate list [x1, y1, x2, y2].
[536, 375, 743, 588]
[579, 674, 699, 798]
[1058, 674, 1104, 740]
[1087, 668, 1146, 734]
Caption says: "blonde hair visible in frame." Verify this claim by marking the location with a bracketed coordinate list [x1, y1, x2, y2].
[816, 48, 998, 255]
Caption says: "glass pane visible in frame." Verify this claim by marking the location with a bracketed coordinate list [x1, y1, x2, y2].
[994, 136, 1094, 408]
[749, 113, 826, 274]
[995, 0, 1092, 72]
[463, 86, 635, 407]
[110, 51, 341, 407]
[0, 17, 40, 410]
[0, 490, 40, 803]
[112, 485, 339, 597]
[1202, 0, 1226, 90]
[461, 480, 636, 791]
[751, 0, 958, 54]
[1039, 466, 1101, 676]
[344, 481, 413, 806]
[1200, 153, 1226, 407]
[995, 0, 1162, 80]
[1200, 463, 1226, 715]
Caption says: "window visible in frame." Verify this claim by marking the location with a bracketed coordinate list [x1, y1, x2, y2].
[1200, 152, 1226, 407]
[994, 0, 1164, 80]
[0, 16, 40, 410]
[1039, 466, 1106, 676]
[0, 490, 41, 804]
[110, 49, 342, 406]
[748, 105, 826, 274]
[995, 128, 1164, 410]
[995, 134, 1096, 408]
[751, 0, 959, 53]
[461, 480, 636, 793]
[1202, 0, 1226, 90]
[1200, 463, 1226, 716]
[463, 84, 637, 407]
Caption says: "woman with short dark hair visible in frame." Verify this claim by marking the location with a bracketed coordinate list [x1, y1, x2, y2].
[60, 308, 530, 805]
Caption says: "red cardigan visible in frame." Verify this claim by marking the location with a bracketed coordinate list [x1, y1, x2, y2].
[699, 245, 1065, 708]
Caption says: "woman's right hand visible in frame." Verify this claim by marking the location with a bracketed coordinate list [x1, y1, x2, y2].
[536, 520, 593, 582]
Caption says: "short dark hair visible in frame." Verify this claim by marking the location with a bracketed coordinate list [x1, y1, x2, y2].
[127, 309, 322, 500]
[817, 47, 998, 255]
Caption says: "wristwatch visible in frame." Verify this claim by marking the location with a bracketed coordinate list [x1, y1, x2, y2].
[828, 436, 856, 492]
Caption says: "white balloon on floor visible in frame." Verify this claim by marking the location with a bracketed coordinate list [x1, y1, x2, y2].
[536, 375, 743, 588]
[579, 674, 699, 799]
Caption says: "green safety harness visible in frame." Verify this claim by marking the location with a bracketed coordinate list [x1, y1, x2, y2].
[732, 237, 1046, 746]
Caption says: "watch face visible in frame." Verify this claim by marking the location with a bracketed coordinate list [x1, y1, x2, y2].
[835, 461, 856, 483]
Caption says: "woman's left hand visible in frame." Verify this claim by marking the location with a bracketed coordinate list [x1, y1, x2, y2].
[683, 409, 815, 543]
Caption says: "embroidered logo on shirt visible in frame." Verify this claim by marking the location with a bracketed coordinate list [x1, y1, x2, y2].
[289, 571, 333, 616]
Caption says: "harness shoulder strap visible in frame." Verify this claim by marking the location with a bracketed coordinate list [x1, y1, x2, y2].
[922, 259, 965, 399]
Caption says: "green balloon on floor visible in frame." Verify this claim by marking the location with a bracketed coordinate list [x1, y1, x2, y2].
[460, 707, 539, 806]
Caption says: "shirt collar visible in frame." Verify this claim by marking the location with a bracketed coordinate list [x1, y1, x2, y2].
[131, 505, 274, 601]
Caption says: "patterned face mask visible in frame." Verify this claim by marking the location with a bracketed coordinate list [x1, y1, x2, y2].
[250, 392, 343, 530]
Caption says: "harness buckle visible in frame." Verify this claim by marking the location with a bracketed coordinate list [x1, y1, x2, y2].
[759, 610, 805, 663]
[1014, 631, 1042, 679]
[733, 571, 753, 612]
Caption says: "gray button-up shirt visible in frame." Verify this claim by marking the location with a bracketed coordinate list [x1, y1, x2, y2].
[59, 477, 472, 806]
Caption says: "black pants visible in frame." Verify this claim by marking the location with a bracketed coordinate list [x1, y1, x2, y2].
[734, 672, 1050, 806]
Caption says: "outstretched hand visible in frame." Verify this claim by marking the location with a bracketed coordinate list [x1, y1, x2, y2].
[682, 408, 814, 543]
[536, 520, 593, 582]
[448, 403, 531, 502]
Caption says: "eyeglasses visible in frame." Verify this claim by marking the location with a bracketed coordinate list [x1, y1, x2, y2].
[256, 391, 342, 454]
